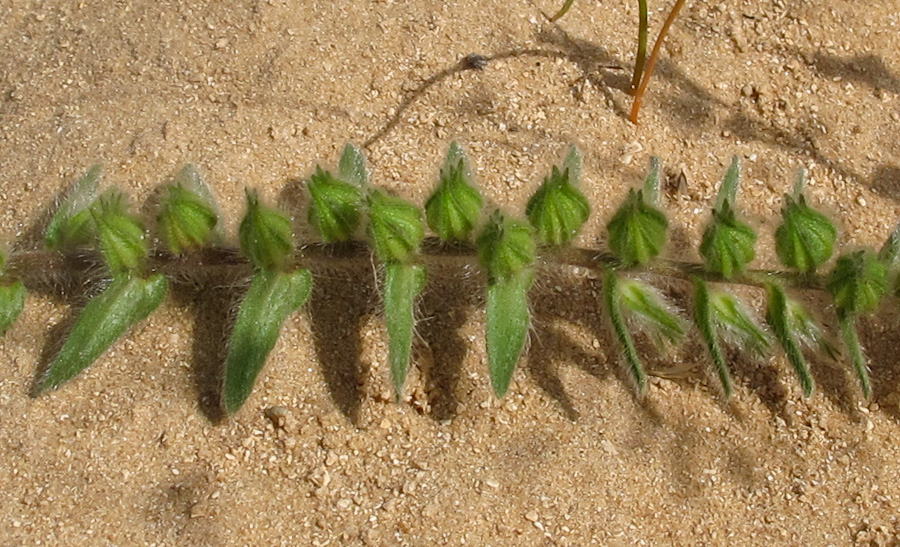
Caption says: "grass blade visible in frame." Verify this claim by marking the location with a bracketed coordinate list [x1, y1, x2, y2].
[486, 268, 534, 397]
[223, 268, 313, 415]
[384, 263, 427, 399]
[37, 274, 168, 393]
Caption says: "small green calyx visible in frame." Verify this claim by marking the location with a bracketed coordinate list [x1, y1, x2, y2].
[366, 189, 425, 264]
[91, 190, 148, 273]
[699, 200, 757, 279]
[476, 211, 536, 282]
[827, 250, 887, 317]
[307, 166, 363, 243]
[156, 168, 219, 255]
[775, 194, 837, 273]
[45, 164, 102, 250]
[606, 188, 668, 267]
[425, 142, 483, 242]
[526, 165, 590, 246]
[239, 190, 295, 271]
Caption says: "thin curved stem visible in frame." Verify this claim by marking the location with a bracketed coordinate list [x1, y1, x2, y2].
[631, 0, 649, 93]
[549, 0, 576, 22]
[629, 0, 687, 123]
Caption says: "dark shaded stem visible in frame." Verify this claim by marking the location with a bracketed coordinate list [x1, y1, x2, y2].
[631, 0, 649, 93]
[629, 0, 687, 123]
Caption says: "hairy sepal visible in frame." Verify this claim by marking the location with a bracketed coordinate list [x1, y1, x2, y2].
[91, 190, 149, 274]
[37, 273, 168, 393]
[486, 268, 534, 397]
[775, 193, 837, 274]
[827, 250, 887, 318]
[338, 143, 369, 188]
[525, 163, 590, 246]
[606, 188, 668, 267]
[699, 201, 757, 279]
[425, 142, 483, 242]
[222, 268, 313, 415]
[156, 165, 220, 254]
[367, 190, 426, 265]
[383, 263, 427, 399]
[307, 166, 363, 243]
[239, 190, 295, 271]
[476, 211, 536, 282]
[45, 164, 102, 250]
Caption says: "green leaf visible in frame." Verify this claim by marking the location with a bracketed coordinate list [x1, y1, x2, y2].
[338, 143, 369, 188]
[602, 270, 646, 394]
[709, 290, 771, 357]
[878, 221, 900, 270]
[714, 156, 741, 212]
[486, 268, 534, 397]
[827, 250, 888, 317]
[425, 142, 484, 242]
[239, 190, 295, 271]
[775, 172, 837, 273]
[37, 274, 168, 393]
[156, 165, 219, 254]
[764, 284, 816, 397]
[45, 164, 102, 250]
[617, 278, 686, 349]
[838, 315, 871, 399]
[307, 166, 364, 243]
[223, 268, 313, 414]
[90, 190, 148, 273]
[693, 279, 732, 397]
[476, 211, 536, 282]
[699, 200, 758, 279]
[0, 281, 26, 336]
[525, 159, 590, 246]
[366, 189, 425, 264]
[562, 145, 582, 188]
[606, 188, 668, 267]
[642, 157, 661, 205]
[383, 263, 427, 398]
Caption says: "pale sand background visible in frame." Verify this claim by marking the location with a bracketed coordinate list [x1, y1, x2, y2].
[2, 0, 900, 544]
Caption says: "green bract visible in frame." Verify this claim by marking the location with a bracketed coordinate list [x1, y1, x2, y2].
[239, 190, 295, 271]
[827, 250, 887, 318]
[222, 268, 312, 414]
[91, 190, 148, 274]
[156, 165, 219, 254]
[37, 274, 168, 393]
[606, 188, 667, 267]
[307, 166, 363, 243]
[45, 164, 101, 250]
[699, 201, 757, 279]
[476, 211, 536, 282]
[525, 162, 590, 246]
[366, 190, 425, 264]
[775, 189, 837, 274]
[425, 142, 483, 242]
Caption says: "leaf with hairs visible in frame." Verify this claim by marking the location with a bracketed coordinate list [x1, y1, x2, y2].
[338, 143, 369, 188]
[37, 274, 168, 393]
[425, 142, 483, 242]
[693, 279, 733, 397]
[602, 270, 647, 394]
[485, 268, 534, 397]
[222, 268, 313, 414]
[384, 263, 427, 398]
[367, 190, 425, 265]
[0, 281, 25, 336]
[45, 164, 101, 250]
[764, 284, 816, 397]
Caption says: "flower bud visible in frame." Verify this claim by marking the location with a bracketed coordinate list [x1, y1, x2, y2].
[699, 200, 757, 278]
[91, 190, 148, 273]
[775, 194, 837, 273]
[425, 143, 483, 242]
[827, 250, 887, 317]
[525, 165, 590, 246]
[606, 189, 667, 266]
[156, 166, 219, 254]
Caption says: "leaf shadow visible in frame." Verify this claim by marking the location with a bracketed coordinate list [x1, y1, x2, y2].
[808, 52, 900, 95]
[306, 257, 375, 424]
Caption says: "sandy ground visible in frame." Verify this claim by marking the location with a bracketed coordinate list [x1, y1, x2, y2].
[2, 0, 900, 545]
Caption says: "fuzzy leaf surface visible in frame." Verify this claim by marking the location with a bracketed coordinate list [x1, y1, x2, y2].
[775, 194, 837, 273]
[384, 263, 427, 398]
[477, 211, 536, 282]
[223, 268, 312, 414]
[603, 270, 646, 394]
[367, 190, 425, 264]
[45, 164, 101, 250]
[764, 284, 816, 396]
[239, 190, 295, 271]
[699, 201, 757, 279]
[425, 143, 483, 242]
[827, 250, 887, 317]
[91, 190, 148, 273]
[307, 166, 363, 243]
[693, 279, 732, 397]
[156, 165, 219, 254]
[525, 165, 590, 246]
[0, 281, 26, 336]
[37, 274, 168, 393]
[486, 268, 534, 397]
[618, 278, 686, 349]
[606, 189, 668, 266]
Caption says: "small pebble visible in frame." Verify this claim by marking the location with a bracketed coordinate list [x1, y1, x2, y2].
[264, 406, 289, 428]
[525, 510, 539, 522]
[485, 478, 500, 489]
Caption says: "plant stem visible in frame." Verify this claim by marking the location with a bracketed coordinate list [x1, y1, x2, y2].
[631, 0, 649, 93]
[549, 0, 576, 22]
[629, 0, 687, 123]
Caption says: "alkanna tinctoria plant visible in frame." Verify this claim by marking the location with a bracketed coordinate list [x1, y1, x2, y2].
[1, 143, 896, 416]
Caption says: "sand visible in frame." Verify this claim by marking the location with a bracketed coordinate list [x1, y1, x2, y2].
[2, 0, 900, 544]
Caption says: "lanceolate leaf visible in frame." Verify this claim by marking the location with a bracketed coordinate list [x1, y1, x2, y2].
[486, 268, 534, 397]
[709, 290, 771, 357]
[383, 263, 427, 398]
[222, 268, 313, 414]
[764, 283, 815, 397]
[37, 274, 168, 393]
[603, 270, 647, 394]
[617, 278, 686, 349]
[0, 281, 26, 336]
[693, 279, 733, 397]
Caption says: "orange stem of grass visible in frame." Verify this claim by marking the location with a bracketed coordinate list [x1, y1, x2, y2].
[629, 0, 687, 124]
